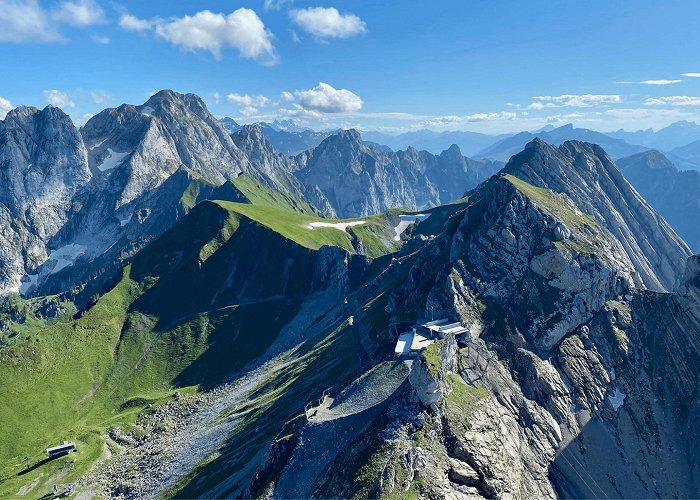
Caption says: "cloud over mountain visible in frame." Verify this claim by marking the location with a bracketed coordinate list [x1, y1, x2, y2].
[290, 7, 366, 39]
[284, 82, 363, 114]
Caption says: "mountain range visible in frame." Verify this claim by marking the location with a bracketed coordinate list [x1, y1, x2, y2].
[245, 120, 700, 171]
[0, 90, 502, 297]
[0, 90, 699, 499]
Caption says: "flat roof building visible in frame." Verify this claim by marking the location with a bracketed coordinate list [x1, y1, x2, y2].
[46, 442, 76, 457]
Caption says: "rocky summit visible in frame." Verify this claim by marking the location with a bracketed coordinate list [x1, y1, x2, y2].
[1, 90, 699, 500]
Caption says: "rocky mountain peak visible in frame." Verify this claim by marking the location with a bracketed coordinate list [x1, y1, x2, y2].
[220, 117, 241, 134]
[504, 139, 691, 291]
[330, 128, 364, 146]
[441, 143, 463, 158]
[620, 149, 677, 171]
[236, 123, 267, 142]
[143, 89, 202, 111]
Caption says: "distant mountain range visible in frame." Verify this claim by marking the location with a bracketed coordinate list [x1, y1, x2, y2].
[361, 129, 509, 156]
[608, 120, 700, 150]
[617, 149, 700, 251]
[226, 119, 700, 171]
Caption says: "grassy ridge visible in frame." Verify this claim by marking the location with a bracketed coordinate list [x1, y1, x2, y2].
[0, 174, 412, 496]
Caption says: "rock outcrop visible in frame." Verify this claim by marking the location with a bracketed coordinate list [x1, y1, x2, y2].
[503, 139, 691, 291]
[294, 129, 501, 217]
[0, 105, 91, 293]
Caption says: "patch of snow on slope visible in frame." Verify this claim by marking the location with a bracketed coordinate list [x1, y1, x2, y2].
[141, 106, 154, 116]
[97, 149, 130, 172]
[89, 138, 107, 151]
[608, 388, 626, 410]
[307, 220, 366, 232]
[19, 274, 39, 296]
[46, 243, 87, 275]
[394, 213, 430, 241]
[119, 213, 133, 226]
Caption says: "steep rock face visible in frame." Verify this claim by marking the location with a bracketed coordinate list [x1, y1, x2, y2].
[22, 91, 257, 296]
[296, 129, 427, 217]
[257, 174, 648, 499]
[617, 150, 700, 251]
[503, 139, 691, 291]
[547, 255, 700, 498]
[395, 144, 499, 206]
[81, 90, 249, 208]
[378, 176, 698, 498]
[451, 175, 637, 349]
[313, 175, 699, 499]
[231, 124, 335, 215]
[294, 129, 500, 217]
[0, 105, 91, 293]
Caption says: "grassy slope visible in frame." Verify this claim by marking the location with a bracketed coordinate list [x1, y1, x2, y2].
[503, 174, 605, 255]
[0, 175, 409, 496]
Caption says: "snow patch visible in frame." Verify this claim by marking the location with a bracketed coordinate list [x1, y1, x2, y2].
[19, 274, 39, 296]
[118, 213, 132, 227]
[306, 220, 366, 232]
[46, 244, 87, 275]
[609, 368, 616, 381]
[394, 213, 430, 241]
[141, 106, 154, 116]
[89, 138, 107, 151]
[608, 388, 626, 410]
[97, 149, 130, 172]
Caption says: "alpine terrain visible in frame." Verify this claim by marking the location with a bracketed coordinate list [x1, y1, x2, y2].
[0, 87, 698, 499]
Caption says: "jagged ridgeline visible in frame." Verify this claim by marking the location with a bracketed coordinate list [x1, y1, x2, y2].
[0, 90, 699, 499]
[0, 90, 501, 298]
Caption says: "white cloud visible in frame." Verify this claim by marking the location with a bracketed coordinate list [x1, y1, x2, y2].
[0, 0, 108, 43]
[153, 9, 278, 64]
[212, 92, 221, 104]
[645, 95, 700, 106]
[90, 90, 110, 104]
[119, 13, 153, 32]
[682, 73, 700, 78]
[290, 7, 366, 39]
[43, 90, 75, 108]
[280, 104, 326, 120]
[91, 34, 110, 44]
[531, 94, 622, 108]
[264, 0, 292, 10]
[239, 106, 259, 116]
[0, 0, 61, 43]
[421, 112, 517, 128]
[640, 79, 682, 85]
[422, 115, 462, 127]
[465, 112, 517, 121]
[527, 102, 545, 110]
[52, 0, 105, 26]
[0, 97, 13, 119]
[286, 82, 363, 114]
[227, 93, 269, 107]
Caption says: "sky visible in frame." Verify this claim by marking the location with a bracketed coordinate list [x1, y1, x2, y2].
[2, 0, 700, 134]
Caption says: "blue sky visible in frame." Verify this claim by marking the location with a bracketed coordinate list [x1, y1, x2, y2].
[2, 0, 700, 133]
